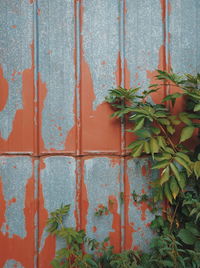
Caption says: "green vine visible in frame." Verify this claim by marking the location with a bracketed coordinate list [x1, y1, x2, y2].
[47, 70, 200, 267]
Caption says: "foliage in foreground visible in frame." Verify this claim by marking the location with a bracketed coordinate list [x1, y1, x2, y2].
[47, 70, 200, 267]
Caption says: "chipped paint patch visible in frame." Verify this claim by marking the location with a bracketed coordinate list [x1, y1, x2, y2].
[82, 0, 120, 109]
[3, 259, 24, 268]
[83, 157, 121, 250]
[39, 156, 76, 266]
[0, 157, 32, 238]
[0, 0, 33, 141]
[127, 158, 158, 251]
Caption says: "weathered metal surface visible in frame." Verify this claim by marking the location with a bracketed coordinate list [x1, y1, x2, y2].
[0, 1, 199, 267]
[169, 0, 200, 74]
[38, 156, 76, 267]
[0, 0, 35, 153]
[82, 157, 122, 252]
[125, 158, 157, 251]
[0, 156, 37, 267]
[80, 0, 122, 154]
[125, 0, 165, 147]
[38, 0, 76, 153]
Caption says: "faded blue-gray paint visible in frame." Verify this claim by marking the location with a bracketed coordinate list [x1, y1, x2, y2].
[38, 0, 75, 151]
[0, 0, 33, 140]
[3, 259, 24, 268]
[84, 157, 121, 242]
[39, 156, 76, 252]
[0, 157, 33, 238]
[127, 159, 157, 251]
[125, 0, 163, 92]
[82, 0, 119, 109]
[169, 0, 200, 74]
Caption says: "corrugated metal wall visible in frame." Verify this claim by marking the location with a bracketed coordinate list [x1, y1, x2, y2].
[0, 1, 199, 267]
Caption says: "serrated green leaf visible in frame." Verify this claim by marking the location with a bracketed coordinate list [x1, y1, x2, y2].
[151, 127, 161, 135]
[174, 156, 192, 175]
[176, 152, 191, 164]
[132, 144, 144, 157]
[170, 163, 184, 189]
[158, 118, 170, 125]
[133, 118, 145, 131]
[194, 161, 200, 178]
[167, 125, 175, 135]
[135, 129, 151, 138]
[170, 177, 179, 199]
[127, 140, 144, 149]
[164, 182, 173, 204]
[154, 153, 172, 161]
[179, 112, 192, 125]
[160, 167, 170, 185]
[194, 103, 200, 111]
[157, 136, 167, 149]
[150, 137, 160, 156]
[178, 229, 197, 245]
[180, 126, 195, 143]
[144, 140, 151, 154]
[152, 160, 170, 169]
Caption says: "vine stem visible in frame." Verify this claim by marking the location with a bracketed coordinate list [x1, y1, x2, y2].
[157, 122, 177, 152]
[169, 200, 180, 232]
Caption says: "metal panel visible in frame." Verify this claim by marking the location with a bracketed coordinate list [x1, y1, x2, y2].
[80, 0, 122, 154]
[1, 1, 199, 267]
[82, 157, 122, 252]
[38, 0, 76, 153]
[0, 156, 37, 267]
[125, 0, 165, 147]
[38, 156, 76, 268]
[0, 1, 35, 153]
[124, 158, 157, 251]
[169, 0, 200, 74]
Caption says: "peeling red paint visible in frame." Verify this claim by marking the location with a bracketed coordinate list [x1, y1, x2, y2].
[7, 197, 17, 206]
[0, 177, 6, 229]
[109, 195, 121, 253]
[0, 42, 34, 153]
[0, 66, 8, 112]
[38, 178, 55, 268]
[80, 160, 89, 231]
[80, 4, 121, 154]
[0, 166, 36, 268]
[92, 226, 97, 233]
[124, 160, 134, 250]
[141, 165, 147, 177]
[38, 73, 47, 153]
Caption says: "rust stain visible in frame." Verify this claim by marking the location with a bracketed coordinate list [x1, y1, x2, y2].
[7, 197, 17, 206]
[11, 25, 17, 29]
[0, 42, 34, 153]
[146, 45, 166, 104]
[0, 66, 9, 112]
[92, 226, 97, 233]
[80, 160, 89, 231]
[0, 177, 6, 229]
[160, 0, 166, 24]
[0, 170, 36, 268]
[124, 161, 134, 250]
[38, 179, 55, 268]
[80, 57, 121, 153]
[141, 165, 147, 177]
[80, 3, 121, 154]
[38, 73, 47, 153]
[109, 195, 121, 253]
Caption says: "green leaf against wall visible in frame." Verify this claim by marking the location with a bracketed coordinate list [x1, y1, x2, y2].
[178, 229, 197, 245]
[180, 126, 195, 143]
